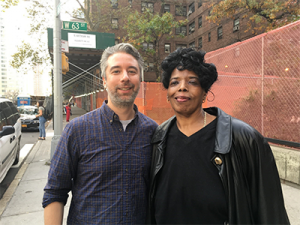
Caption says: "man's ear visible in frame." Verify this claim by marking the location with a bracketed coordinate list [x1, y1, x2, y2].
[102, 76, 106, 88]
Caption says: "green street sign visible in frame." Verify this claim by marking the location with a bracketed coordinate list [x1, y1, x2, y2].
[62, 21, 87, 31]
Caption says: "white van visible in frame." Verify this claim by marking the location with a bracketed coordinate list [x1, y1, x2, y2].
[0, 98, 22, 183]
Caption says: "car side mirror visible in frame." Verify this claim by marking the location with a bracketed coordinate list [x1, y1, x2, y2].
[0, 126, 15, 138]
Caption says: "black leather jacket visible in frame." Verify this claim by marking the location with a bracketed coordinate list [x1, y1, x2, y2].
[147, 107, 289, 224]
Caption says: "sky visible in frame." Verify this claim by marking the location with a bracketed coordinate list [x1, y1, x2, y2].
[0, 0, 83, 96]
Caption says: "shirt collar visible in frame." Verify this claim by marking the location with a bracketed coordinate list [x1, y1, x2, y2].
[101, 100, 139, 125]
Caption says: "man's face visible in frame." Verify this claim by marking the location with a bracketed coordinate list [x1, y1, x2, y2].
[103, 52, 141, 108]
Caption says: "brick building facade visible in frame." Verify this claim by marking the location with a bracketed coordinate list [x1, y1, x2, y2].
[92, 0, 262, 81]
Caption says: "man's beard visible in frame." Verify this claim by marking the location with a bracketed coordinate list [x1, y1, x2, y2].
[106, 82, 140, 108]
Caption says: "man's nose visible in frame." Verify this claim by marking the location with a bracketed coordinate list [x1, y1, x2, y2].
[121, 71, 129, 81]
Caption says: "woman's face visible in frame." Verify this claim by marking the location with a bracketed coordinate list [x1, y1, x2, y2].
[167, 69, 206, 117]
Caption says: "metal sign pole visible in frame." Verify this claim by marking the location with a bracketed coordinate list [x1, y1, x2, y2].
[50, 0, 63, 161]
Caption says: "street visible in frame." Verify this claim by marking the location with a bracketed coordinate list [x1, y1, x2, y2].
[0, 131, 39, 199]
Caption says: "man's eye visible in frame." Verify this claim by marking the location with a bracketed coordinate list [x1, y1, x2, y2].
[128, 70, 137, 74]
[112, 70, 120, 74]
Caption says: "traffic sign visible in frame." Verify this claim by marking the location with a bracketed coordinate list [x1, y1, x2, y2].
[62, 21, 87, 31]
[61, 40, 69, 53]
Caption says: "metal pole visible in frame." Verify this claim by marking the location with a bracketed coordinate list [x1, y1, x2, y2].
[50, 0, 63, 161]
[261, 36, 264, 135]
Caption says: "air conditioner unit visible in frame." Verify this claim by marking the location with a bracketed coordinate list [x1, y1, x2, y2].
[187, 10, 192, 16]
[165, 49, 170, 53]
[233, 25, 239, 31]
[181, 31, 186, 35]
[191, 27, 195, 31]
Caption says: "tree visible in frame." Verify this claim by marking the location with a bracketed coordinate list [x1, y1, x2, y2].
[123, 9, 188, 80]
[207, 0, 300, 32]
[9, 0, 52, 74]
[5, 90, 19, 103]
[0, 0, 19, 11]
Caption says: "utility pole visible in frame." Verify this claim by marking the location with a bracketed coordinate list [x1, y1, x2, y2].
[50, 0, 63, 160]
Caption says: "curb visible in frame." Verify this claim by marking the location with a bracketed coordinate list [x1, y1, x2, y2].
[0, 119, 53, 217]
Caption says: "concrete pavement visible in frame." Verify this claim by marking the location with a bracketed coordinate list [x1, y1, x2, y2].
[0, 106, 299, 225]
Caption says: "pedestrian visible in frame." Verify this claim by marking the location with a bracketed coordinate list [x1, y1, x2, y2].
[43, 43, 158, 224]
[36, 100, 46, 140]
[65, 102, 72, 122]
[147, 48, 290, 224]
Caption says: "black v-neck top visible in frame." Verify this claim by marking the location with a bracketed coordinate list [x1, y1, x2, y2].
[154, 118, 228, 224]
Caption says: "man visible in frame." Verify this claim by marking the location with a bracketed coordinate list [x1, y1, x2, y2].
[43, 43, 158, 224]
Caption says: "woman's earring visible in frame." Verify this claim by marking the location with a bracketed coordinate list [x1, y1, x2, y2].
[202, 95, 206, 103]
[167, 96, 169, 102]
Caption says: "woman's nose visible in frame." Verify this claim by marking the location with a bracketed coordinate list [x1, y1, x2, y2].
[178, 81, 188, 91]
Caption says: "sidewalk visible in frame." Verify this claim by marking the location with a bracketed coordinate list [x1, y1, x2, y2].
[0, 106, 299, 224]
[0, 106, 86, 225]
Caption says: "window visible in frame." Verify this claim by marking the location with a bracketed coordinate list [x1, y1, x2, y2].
[176, 44, 187, 49]
[208, 9, 211, 16]
[198, 16, 202, 28]
[233, 18, 240, 32]
[112, 18, 118, 29]
[198, 0, 202, 8]
[165, 43, 171, 53]
[111, 0, 118, 8]
[142, 42, 154, 51]
[175, 26, 187, 35]
[144, 62, 154, 71]
[175, 5, 187, 16]
[198, 37, 202, 49]
[163, 4, 170, 13]
[142, 2, 154, 13]
[189, 41, 195, 49]
[217, 26, 222, 40]
[208, 32, 211, 42]
[189, 21, 195, 35]
[188, 2, 195, 15]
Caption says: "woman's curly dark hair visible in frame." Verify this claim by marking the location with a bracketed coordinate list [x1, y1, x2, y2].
[161, 48, 218, 93]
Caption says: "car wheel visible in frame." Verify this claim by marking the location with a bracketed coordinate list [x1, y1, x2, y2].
[13, 137, 21, 165]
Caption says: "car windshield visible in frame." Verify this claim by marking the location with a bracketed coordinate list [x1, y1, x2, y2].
[18, 108, 39, 115]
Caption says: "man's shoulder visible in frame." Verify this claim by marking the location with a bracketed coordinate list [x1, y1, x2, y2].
[68, 108, 102, 127]
[138, 112, 158, 127]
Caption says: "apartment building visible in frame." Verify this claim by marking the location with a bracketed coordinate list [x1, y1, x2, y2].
[92, 0, 262, 81]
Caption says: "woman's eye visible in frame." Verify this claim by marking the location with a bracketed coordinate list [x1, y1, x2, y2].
[170, 81, 178, 86]
[189, 80, 199, 85]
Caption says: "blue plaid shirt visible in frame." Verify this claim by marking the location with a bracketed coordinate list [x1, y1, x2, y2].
[43, 101, 158, 224]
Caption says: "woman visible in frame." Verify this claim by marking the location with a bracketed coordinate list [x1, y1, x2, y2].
[147, 48, 289, 224]
[36, 100, 46, 140]
[65, 102, 72, 122]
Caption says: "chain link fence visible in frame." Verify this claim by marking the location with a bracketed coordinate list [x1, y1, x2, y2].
[75, 20, 300, 144]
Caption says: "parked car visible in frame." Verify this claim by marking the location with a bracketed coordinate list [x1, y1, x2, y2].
[17, 105, 39, 131]
[0, 98, 22, 183]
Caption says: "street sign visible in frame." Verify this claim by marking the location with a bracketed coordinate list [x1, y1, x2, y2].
[61, 40, 69, 53]
[62, 21, 87, 31]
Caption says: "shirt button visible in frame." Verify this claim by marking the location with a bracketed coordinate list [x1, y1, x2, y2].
[119, 128, 122, 131]
[114, 115, 117, 118]
[125, 168, 128, 172]
[110, 120, 113, 123]
[125, 190, 128, 193]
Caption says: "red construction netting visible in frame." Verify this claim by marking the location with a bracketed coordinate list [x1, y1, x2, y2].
[75, 20, 300, 143]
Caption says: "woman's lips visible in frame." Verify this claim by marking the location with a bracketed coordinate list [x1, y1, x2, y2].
[175, 96, 190, 102]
